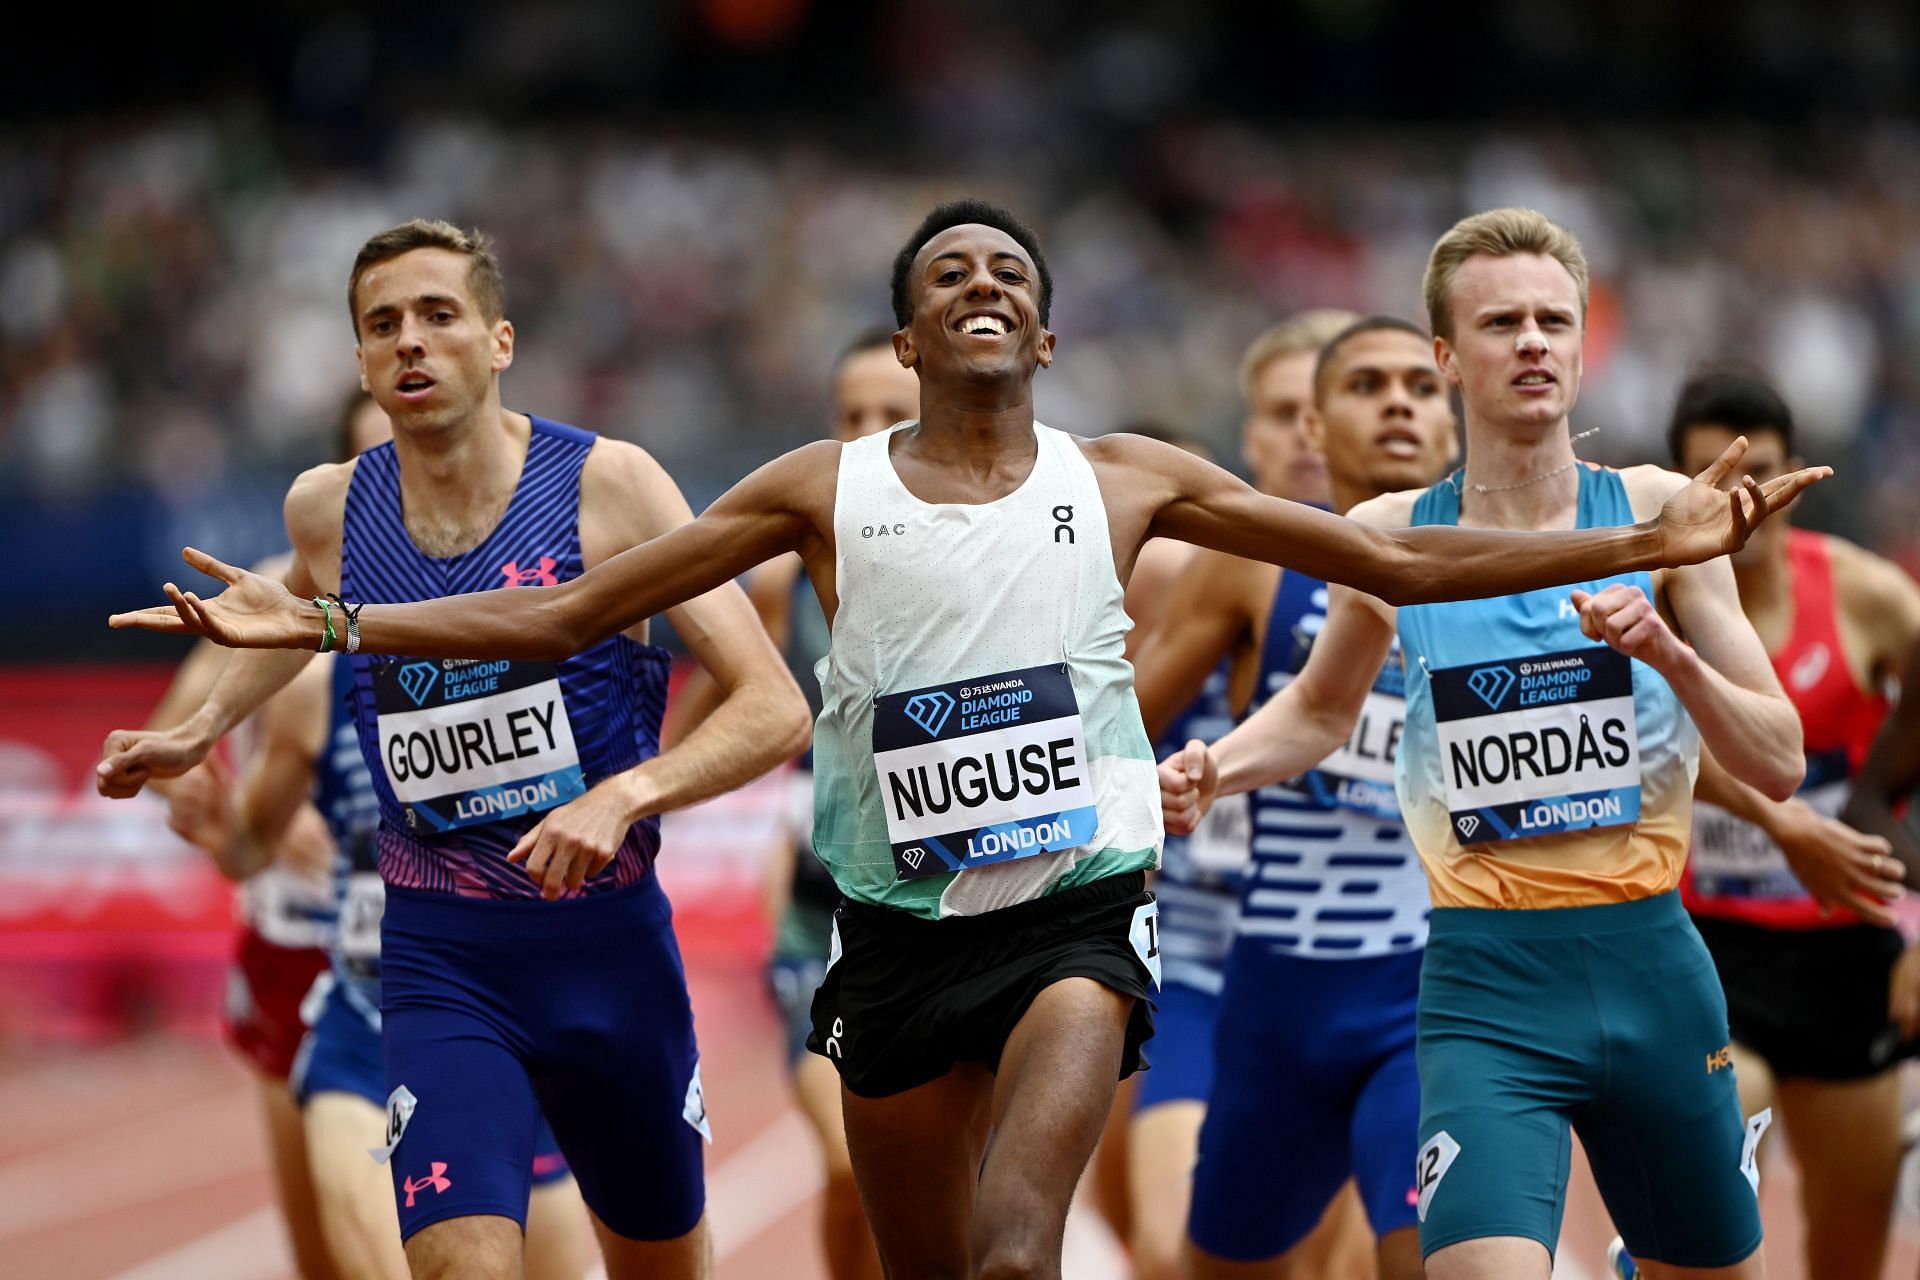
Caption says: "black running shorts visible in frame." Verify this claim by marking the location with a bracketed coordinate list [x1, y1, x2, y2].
[807, 871, 1159, 1099]
[1693, 915, 1914, 1080]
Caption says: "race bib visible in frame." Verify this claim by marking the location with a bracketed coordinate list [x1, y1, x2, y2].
[338, 871, 385, 963]
[1290, 688, 1406, 821]
[373, 658, 585, 833]
[1430, 646, 1640, 843]
[872, 664, 1099, 881]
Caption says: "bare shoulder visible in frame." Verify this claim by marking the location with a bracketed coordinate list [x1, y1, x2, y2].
[1077, 430, 1207, 477]
[284, 459, 355, 560]
[1619, 463, 1689, 520]
[1827, 533, 1920, 618]
[1346, 488, 1421, 530]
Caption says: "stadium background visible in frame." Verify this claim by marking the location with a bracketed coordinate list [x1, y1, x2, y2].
[3, 3, 1919, 1275]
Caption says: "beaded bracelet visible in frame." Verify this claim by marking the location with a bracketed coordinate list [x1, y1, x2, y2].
[327, 594, 364, 655]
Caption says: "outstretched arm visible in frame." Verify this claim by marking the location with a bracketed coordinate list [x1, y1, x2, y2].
[1112, 434, 1826, 607]
[111, 441, 837, 660]
[1130, 547, 1264, 740]
[504, 443, 813, 898]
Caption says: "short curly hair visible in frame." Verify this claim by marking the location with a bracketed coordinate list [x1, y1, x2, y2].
[890, 199, 1052, 328]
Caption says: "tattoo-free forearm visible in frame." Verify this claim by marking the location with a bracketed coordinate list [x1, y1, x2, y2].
[611, 673, 811, 823]
[350, 515, 792, 660]
[182, 649, 315, 752]
[1662, 646, 1803, 801]
[1212, 682, 1356, 800]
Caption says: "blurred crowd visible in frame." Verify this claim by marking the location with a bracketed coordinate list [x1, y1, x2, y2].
[4, 105, 1920, 569]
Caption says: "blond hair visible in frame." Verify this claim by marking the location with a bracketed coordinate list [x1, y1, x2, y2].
[348, 219, 505, 337]
[1423, 208, 1588, 340]
[1238, 309, 1358, 405]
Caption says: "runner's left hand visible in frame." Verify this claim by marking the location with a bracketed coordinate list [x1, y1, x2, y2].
[1571, 584, 1683, 670]
[507, 778, 645, 900]
[1768, 799, 1903, 927]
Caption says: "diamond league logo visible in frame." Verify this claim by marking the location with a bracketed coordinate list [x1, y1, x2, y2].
[1456, 815, 1481, 839]
[397, 661, 441, 707]
[903, 691, 956, 737]
[1466, 665, 1516, 710]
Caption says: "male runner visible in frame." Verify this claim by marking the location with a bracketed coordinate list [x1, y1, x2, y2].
[1159, 208, 1861, 1280]
[111, 200, 1825, 1280]
[99, 220, 809, 1280]
[1666, 367, 1920, 1280]
[1113, 311, 1357, 1280]
[1844, 642, 1920, 1040]
[1135, 316, 1455, 1280]
[671, 327, 915, 1280]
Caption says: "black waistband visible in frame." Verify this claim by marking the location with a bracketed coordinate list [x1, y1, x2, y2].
[837, 870, 1146, 937]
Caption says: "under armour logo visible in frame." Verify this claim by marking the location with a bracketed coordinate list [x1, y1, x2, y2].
[1466, 666, 1515, 710]
[1456, 815, 1481, 839]
[403, 1162, 451, 1207]
[904, 691, 956, 737]
[397, 661, 440, 707]
[500, 556, 559, 588]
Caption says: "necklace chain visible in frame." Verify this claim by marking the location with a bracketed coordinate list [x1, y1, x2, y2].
[1452, 426, 1602, 496]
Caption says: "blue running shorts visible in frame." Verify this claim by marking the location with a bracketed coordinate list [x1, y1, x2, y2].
[1133, 978, 1218, 1111]
[379, 874, 707, 1241]
[1187, 942, 1423, 1261]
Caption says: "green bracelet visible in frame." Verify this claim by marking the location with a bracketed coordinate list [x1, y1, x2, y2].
[314, 596, 337, 653]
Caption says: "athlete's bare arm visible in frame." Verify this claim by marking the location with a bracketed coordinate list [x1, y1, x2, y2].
[1086, 432, 1824, 606]
[1843, 610, 1920, 884]
[1694, 744, 1901, 925]
[1605, 466, 1803, 800]
[1157, 492, 1411, 835]
[98, 524, 332, 799]
[663, 552, 804, 747]
[504, 439, 812, 898]
[226, 654, 334, 879]
[112, 441, 837, 660]
[1828, 536, 1920, 691]
[1129, 547, 1269, 738]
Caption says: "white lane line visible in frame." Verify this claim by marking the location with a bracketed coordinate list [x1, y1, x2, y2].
[0, 1093, 262, 1238]
[107, 1206, 289, 1280]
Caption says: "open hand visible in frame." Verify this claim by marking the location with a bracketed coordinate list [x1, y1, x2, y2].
[1157, 739, 1218, 837]
[1771, 800, 1903, 927]
[110, 548, 316, 650]
[1656, 437, 1829, 567]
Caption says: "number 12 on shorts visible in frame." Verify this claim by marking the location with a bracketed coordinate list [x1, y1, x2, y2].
[1415, 1130, 1460, 1222]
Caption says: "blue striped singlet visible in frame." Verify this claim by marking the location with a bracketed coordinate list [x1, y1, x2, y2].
[341, 417, 672, 900]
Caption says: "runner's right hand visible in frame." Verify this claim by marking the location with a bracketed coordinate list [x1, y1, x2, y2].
[109, 547, 317, 650]
[97, 724, 215, 799]
[1157, 739, 1218, 837]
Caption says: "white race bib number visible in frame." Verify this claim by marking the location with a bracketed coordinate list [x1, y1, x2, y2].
[1691, 771, 1847, 899]
[1186, 792, 1251, 874]
[1429, 647, 1641, 843]
[373, 658, 585, 832]
[872, 664, 1099, 880]
[338, 872, 385, 963]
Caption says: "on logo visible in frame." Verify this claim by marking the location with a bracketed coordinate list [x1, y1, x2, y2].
[904, 691, 956, 737]
[1466, 665, 1515, 710]
[397, 662, 440, 707]
[1053, 504, 1074, 544]
[825, 1016, 846, 1059]
[1455, 815, 1481, 839]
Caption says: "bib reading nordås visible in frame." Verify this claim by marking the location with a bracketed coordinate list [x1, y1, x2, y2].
[372, 658, 586, 833]
[1430, 645, 1641, 843]
[873, 663, 1100, 881]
